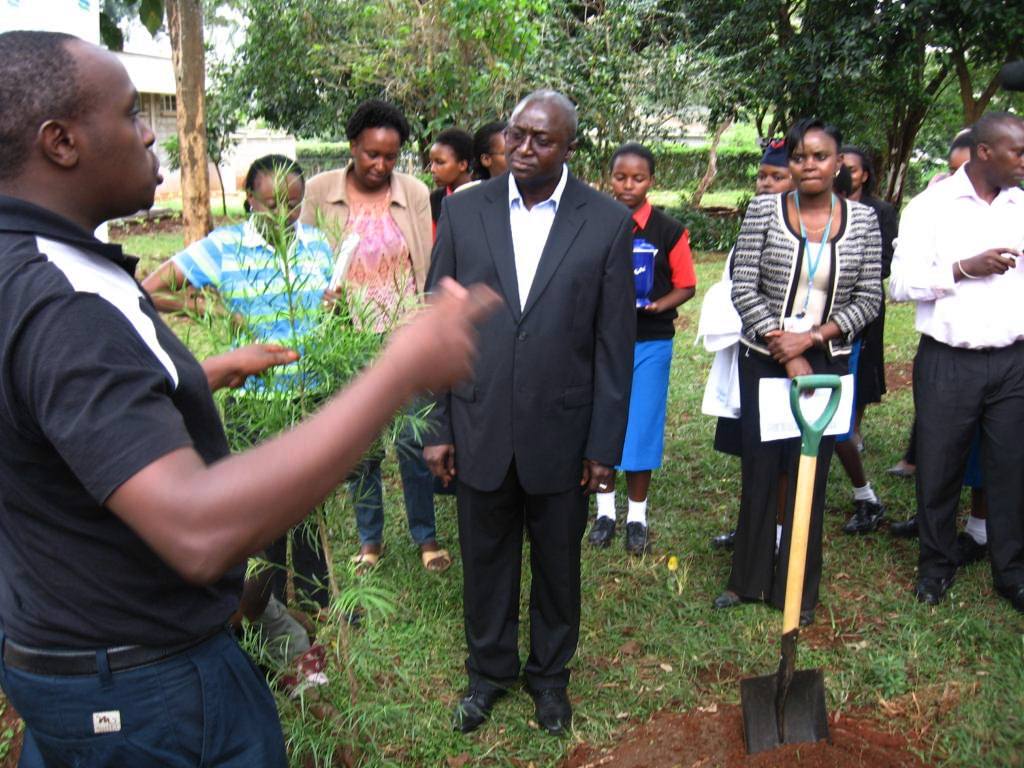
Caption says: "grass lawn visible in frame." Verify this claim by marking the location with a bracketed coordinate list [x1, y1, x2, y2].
[650, 188, 748, 209]
[1, 250, 1021, 767]
[268, 256, 1022, 767]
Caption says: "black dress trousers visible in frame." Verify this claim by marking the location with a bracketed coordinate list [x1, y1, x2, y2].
[728, 346, 845, 612]
[913, 335, 1024, 589]
[456, 461, 588, 692]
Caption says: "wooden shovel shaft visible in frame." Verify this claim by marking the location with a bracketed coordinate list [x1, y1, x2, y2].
[783, 453, 817, 634]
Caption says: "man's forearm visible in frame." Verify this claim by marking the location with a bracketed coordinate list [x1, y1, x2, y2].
[106, 278, 498, 585]
[108, 353, 417, 584]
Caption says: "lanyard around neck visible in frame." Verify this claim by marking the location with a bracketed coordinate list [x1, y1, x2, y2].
[794, 190, 835, 315]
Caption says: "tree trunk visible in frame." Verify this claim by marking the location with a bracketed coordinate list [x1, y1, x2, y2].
[691, 117, 732, 207]
[952, 49, 1005, 125]
[166, 0, 212, 244]
[879, 53, 950, 207]
[880, 100, 931, 207]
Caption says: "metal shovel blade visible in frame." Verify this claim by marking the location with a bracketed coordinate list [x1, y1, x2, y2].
[740, 666, 829, 754]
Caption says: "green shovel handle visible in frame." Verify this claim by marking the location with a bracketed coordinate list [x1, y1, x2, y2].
[789, 375, 843, 457]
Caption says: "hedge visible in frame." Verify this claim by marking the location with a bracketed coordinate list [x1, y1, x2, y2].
[649, 144, 763, 189]
[663, 202, 745, 253]
[296, 140, 349, 176]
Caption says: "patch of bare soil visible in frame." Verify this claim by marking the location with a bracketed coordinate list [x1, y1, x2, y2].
[108, 209, 182, 238]
[885, 362, 913, 392]
[563, 704, 931, 768]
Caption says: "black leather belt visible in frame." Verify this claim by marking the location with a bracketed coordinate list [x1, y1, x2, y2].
[2, 628, 222, 676]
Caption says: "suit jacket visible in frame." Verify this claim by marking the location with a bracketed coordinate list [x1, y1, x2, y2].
[424, 172, 636, 495]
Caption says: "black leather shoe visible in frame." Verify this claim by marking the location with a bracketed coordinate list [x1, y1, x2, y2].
[712, 590, 744, 609]
[955, 532, 988, 566]
[625, 521, 649, 555]
[997, 583, 1024, 613]
[915, 575, 954, 606]
[530, 687, 572, 735]
[711, 529, 736, 550]
[890, 514, 919, 538]
[842, 500, 886, 534]
[799, 608, 815, 627]
[587, 516, 616, 548]
[452, 686, 507, 733]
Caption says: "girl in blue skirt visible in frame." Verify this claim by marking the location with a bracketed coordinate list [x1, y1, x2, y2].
[588, 143, 697, 555]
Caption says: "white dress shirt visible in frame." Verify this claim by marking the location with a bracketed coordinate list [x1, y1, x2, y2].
[889, 164, 1024, 348]
[508, 165, 569, 310]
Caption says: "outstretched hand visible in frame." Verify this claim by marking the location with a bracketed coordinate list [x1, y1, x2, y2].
[385, 277, 502, 395]
[202, 344, 300, 391]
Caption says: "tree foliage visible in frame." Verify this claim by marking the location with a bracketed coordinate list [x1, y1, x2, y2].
[231, 0, 549, 157]
[226, 0, 705, 171]
[680, 0, 1024, 203]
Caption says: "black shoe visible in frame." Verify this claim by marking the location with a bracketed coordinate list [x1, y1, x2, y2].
[711, 529, 736, 550]
[886, 461, 915, 478]
[625, 521, 649, 555]
[955, 532, 988, 566]
[915, 575, 954, 606]
[997, 583, 1024, 613]
[530, 687, 572, 735]
[712, 590, 744, 609]
[842, 499, 886, 534]
[452, 686, 507, 733]
[799, 608, 815, 627]
[890, 514, 919, 538]
[587, 516, 616, 548]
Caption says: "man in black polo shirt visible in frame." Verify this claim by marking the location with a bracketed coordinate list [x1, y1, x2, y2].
[0, 31, 495, 766]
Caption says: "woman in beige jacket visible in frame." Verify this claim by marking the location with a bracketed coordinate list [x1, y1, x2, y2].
[300, 100, 449, 573]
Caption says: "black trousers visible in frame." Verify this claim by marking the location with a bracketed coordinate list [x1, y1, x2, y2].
[456, 461, 588, 692]
[728, 346, 843, 611]
[224, 398, 329, 609]
[914, 335, 1024, 588]
[266, 527, 329, 609]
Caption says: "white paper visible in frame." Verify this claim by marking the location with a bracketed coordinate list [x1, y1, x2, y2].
[328, 232, 361, 290]
[758, 375, 854, 443]
[701, 344, 741, 418]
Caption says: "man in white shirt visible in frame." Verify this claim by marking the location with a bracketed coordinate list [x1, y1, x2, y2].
[424, 91, 635, 735]
[889, 111, 1024, 612]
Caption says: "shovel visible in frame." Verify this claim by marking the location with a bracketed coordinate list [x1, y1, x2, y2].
[740, 374, 843, 755]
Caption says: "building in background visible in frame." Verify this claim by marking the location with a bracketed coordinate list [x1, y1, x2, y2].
[1, 0, 295, 205]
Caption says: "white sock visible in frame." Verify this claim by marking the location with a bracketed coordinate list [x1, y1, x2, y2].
[852, 483, 878, 503]
[626, 498, 648, 526]
[776, 524, 783, 549]
[965, 515, 988, 545]
[596, 491, 616, 520]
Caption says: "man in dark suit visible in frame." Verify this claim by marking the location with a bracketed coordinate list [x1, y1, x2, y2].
[424, 90, 636, 735]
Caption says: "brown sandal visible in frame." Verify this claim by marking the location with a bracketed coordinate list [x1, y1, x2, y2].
[351, 545, 381, 574]
[420, 547, 452, 573]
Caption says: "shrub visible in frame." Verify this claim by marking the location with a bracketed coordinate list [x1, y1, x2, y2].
[663, 200, 747, 253]
[296, 140, 350, 175]
[650, 144, 763, 190]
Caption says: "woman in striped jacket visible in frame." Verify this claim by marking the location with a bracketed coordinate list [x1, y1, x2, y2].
[713, 118, 882, 624]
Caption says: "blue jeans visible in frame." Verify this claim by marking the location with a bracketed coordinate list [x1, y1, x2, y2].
[350, 425, 436, 546]
[1, 629, 286, 768]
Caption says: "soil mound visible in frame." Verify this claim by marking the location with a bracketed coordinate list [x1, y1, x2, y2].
[563, 704, 930, 768]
